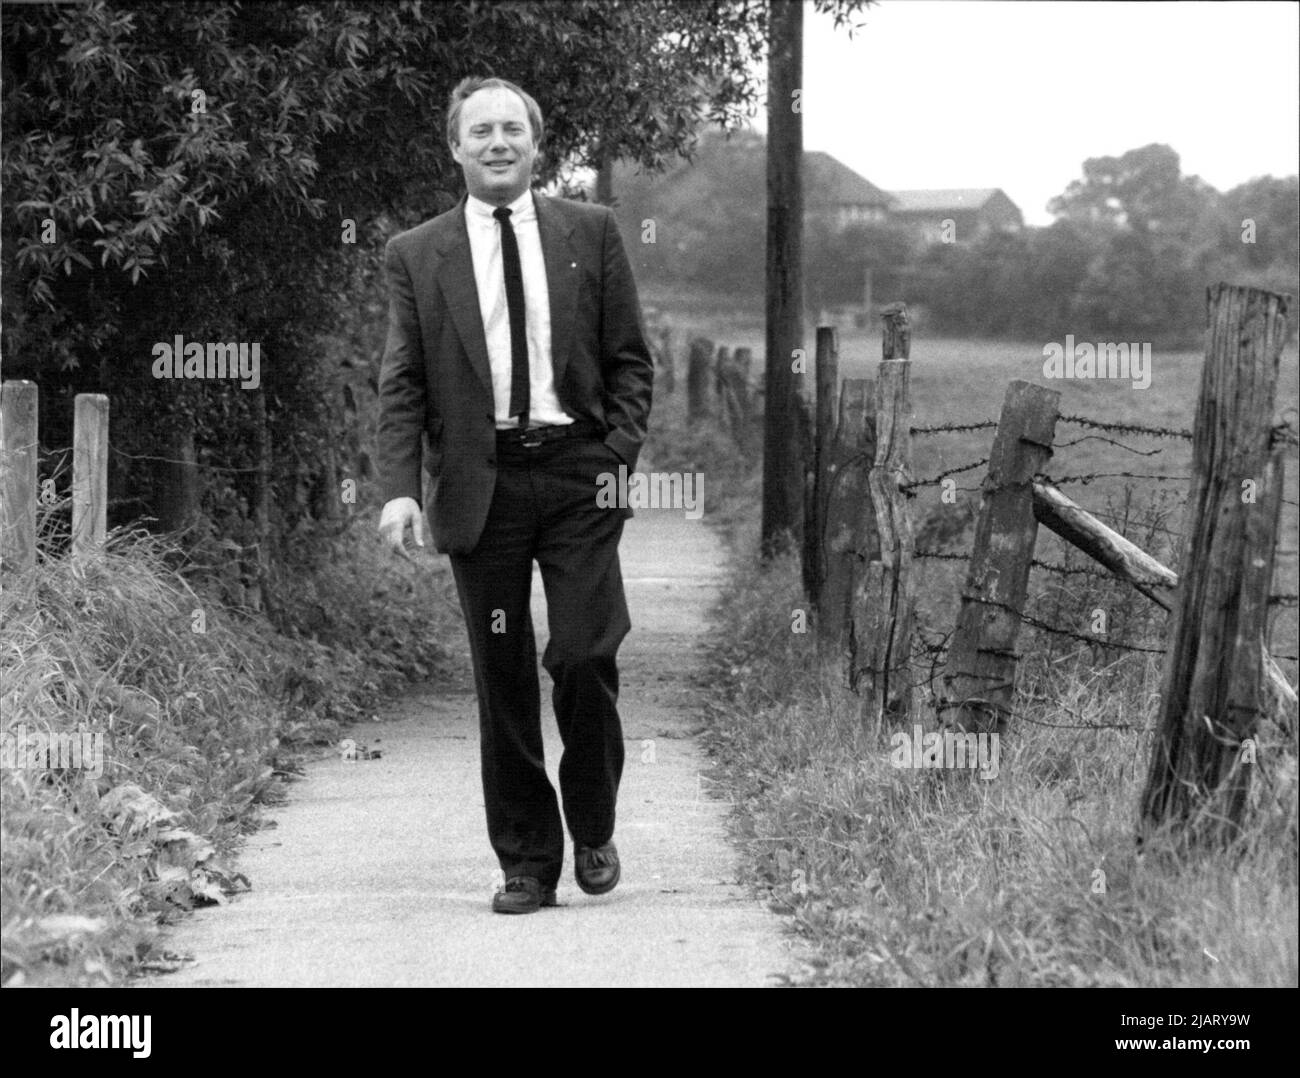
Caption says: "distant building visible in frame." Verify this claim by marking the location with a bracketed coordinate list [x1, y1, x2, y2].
[607, 131, 897, 237]
[804, 151, 896, 231]
[888, 188, 1024, 244]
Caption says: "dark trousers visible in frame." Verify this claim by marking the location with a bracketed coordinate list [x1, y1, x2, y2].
[449, 429, 630, 888]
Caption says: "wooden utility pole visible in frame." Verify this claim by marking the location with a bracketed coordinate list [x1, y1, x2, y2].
[761, 0, 805, 559]
[1139, 284, 1291, 848]
[806, 326, 837, 607]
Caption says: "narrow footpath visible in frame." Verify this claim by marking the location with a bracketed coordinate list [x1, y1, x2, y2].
[145, 480, 796, 987]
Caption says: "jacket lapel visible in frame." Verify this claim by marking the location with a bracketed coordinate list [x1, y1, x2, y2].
[433, 200, 493, 399]
[535, 193, 578, 392]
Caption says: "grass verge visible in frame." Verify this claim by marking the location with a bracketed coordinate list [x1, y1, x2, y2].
[1, 511, 459, 987]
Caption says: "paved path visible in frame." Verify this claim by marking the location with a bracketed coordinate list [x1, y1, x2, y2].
[146, 486, 795, 987]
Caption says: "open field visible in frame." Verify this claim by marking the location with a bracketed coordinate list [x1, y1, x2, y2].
[639, 291, 1299, 987]
[644, 287, 1300, 678]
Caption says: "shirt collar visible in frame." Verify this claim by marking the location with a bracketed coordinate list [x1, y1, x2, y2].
[466, 189, 535, 224]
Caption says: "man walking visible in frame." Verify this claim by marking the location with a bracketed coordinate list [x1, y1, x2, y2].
[376, 77, 654, 913]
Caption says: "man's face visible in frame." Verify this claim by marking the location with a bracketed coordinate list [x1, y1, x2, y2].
[450, 87, 538, 206]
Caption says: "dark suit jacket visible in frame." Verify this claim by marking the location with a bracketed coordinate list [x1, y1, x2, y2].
[377, 192, 655, 555]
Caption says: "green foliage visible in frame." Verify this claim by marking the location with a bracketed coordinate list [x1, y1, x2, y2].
[1, 531, 287, 985]
[1, 0, 775, 556]
[1049, 143, 1213, 239]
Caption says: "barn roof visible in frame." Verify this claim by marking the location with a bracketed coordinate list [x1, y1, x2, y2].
[800, 152, 894, 209]
[805, 152, 896, 208]
[888, 188, 1004, 213]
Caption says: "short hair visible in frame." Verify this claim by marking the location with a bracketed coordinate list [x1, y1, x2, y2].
[446, 76, 544, 148]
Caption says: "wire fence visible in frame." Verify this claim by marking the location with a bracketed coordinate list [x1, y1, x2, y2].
[899, 401, 1300, 683]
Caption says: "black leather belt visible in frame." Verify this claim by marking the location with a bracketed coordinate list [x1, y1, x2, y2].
[495, 419, 604, 448]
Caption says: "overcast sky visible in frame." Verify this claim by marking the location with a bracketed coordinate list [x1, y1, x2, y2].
[749, 0, 1300, 225]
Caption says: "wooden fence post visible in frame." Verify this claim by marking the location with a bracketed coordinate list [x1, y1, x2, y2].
[852, 304, 918, 730]
[658, 327, 675, 395]
[824, 377, 875, 658]
[807, 326, 837, 616]
[1, 380, 39, 573]
[687, 336, 713, 423]
[72, 393, 109, 555]
[156, 420, 201, 533]
[715, 346, 752, 440]
[939, 379, 1060, 735]
[733, 347, 753, 393]
[1139, 283, 1291, 848]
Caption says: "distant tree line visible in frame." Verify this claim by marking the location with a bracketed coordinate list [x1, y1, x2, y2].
[617, 140, 1298, 346]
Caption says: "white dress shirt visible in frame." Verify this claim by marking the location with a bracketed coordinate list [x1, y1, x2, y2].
[464, 190, 572, 429]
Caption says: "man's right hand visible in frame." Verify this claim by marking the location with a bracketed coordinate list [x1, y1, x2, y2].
[378, 496, 424, 560]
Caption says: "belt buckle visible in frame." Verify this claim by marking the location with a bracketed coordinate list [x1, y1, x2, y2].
[520, 426, 544, 448]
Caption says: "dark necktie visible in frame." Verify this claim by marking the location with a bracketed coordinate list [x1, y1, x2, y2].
[493, 206, 530, 427]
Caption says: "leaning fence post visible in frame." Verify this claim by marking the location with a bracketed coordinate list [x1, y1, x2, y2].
[1, 380, 39, 573]
[853, 303, 918, 731]
[72, 393, 109, 556]
[939, 379, 1060, 736]
[1139, 283, 1291, 848]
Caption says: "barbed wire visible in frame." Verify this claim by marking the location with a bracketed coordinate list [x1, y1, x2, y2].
[1051, 433, 1166, 455]
[1040, 470, 1191, 486]
[961, 593, 1169, 654]
[900, 457, 989, 492]
[920, 548, 1296, 602]
[875, 605, 1298, 728]
[109, 442, 274, 476]
[1057, 414, 1193, 441]
[909, 632, 1145, 729]
[909, 420, 999, 435]
[918, 548, 1114, 581]
[1028, 557, 1157, 581]
[914, 550, 969, 563]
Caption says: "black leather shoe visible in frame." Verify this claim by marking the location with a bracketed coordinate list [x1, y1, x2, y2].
[492, 876, 558, 914]
[574, 841, 620, 895]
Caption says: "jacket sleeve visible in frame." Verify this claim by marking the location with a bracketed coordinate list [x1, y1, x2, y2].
[376, 237, 428, 506]
[597, 207, 655, 471]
